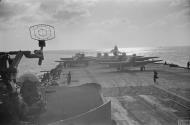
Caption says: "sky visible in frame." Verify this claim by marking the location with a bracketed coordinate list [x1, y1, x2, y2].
[0, 0, 190, 50]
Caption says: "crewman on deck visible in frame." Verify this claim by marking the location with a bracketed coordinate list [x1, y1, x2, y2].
[67, 71, 71, 85]
[187, 61, 190, 69]
[164, 61, 167, 65]
[64, 62, 66, 68]
[153, 70, 159, 84]
[140, 66, 145, 71]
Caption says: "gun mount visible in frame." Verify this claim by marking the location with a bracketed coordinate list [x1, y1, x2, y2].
[0, 24, 55, 125]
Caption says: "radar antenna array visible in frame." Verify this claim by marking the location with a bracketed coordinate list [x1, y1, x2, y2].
[29, 24, 55, 65]
[29, 24, 55, 41]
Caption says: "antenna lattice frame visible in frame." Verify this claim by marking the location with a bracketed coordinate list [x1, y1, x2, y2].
[29, 24, 55, 41]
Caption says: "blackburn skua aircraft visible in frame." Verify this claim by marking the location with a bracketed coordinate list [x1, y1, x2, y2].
[99, 54, 162, 71]
[95, 53, 158, 63]
[57, 53, 92, 67]
[95, 46, 159, 63]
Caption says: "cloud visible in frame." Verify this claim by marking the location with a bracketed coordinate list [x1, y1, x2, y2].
[0, 0, 27, 21]
[39, 0, 91, 22]
[166, 8, 190, 24]
[146, 8, 190, 30]
[0, 0, 31, 30]
[88, 18, 130, 28]
[170, 0, 190, 7]
[0, 0, 93, 31]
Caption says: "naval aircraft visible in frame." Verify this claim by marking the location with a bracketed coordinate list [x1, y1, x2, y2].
[99, 54, 162, 71]
[95, 46, 159, 63]
[56, 53, 92, 66]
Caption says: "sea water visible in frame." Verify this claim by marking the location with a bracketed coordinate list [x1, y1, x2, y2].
[17, 46, 190, 77]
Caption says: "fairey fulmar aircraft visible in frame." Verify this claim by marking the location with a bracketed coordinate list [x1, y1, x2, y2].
[100, 54, 162, 71]
[97, 46, 162, 71]
[56, 53, 93, 67]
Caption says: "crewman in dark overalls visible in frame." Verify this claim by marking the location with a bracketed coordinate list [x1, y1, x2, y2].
[187, 61, 190, 69]
[67, 71, 71, 85]
[153, 70, 158, 84]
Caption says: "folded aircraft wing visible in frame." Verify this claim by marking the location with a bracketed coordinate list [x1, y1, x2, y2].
[60, 60, 76, 64]
[99, 61, 132, 67]
[54, 60, 65, 62]
[60, 58, 73, 60]
[81, 57, 93, 61]
[87, 56, 97, 60]
[97, 59, 118, 62]
[136, 56, 159, 61]
[100, 59, 162, 68]
[134, 60, 162, 66]
[100, 60, 129, 64]
[55, 60, 74, 63]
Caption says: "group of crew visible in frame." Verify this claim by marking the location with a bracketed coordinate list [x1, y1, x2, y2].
[40, 63, 72, 86]
[41, 59, 190, 86]
[153, 60, 190, 84]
